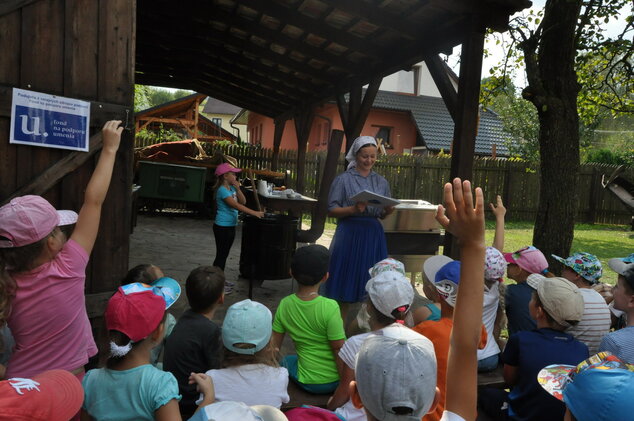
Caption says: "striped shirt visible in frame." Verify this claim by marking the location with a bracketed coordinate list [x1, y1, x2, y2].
[566, 288, 611, 355]
[599, 326, 634, 364]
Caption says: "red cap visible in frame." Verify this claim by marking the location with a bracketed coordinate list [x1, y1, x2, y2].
[105, 288, 165, 342]
[0, 369, 84, 421]
[215, 162, 242, 176]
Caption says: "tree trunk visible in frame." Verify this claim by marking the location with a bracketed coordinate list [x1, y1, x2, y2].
[522, 0, 582, 267]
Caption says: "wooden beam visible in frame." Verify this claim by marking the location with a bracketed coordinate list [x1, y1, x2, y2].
[1, 131, 104, 205]
[137, 117, 195, 126]
[319, 0, 419, 39]
[350, 76, 382, 140]
[271, 118, 287, 172]
[236, 0, 381, 58]
[0, 0, 42, 17]
[335, 92, 349, 131]
[425, 54, 458, 121]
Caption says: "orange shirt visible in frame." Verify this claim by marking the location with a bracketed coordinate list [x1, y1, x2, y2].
[412, 317, 487, 421]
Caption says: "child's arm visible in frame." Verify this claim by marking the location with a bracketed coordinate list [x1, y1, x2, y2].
[327, 361, 355, 410]
[189, 372, 215, 412]
[71, 120, 123, 254]
[155, 399, 182, 421]
[271, 331, 285, 353]
[435, 178, 485, 421]
[223, 195, 264, 218]
[231, 179, 247, 205]
[329, 339, 345, 361]
[490, 195, 506, 252]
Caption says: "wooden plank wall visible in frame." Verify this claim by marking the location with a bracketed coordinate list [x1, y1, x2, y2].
[0, 0, 135, 295]
[191, 143, 633, 225]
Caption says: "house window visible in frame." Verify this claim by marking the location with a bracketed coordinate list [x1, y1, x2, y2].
[212, 118, 222, 136]
[374, 126, 392, 149]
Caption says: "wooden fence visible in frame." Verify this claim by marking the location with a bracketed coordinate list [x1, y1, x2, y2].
[140, 140, 632, 225]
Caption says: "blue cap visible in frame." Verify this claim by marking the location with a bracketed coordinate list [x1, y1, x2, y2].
[434, 261, 461, 307]
[119, 277, 181, 309]
[222, 299, 272, 355]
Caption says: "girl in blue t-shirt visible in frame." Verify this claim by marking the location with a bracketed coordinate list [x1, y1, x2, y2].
[212, 164, 263, 288]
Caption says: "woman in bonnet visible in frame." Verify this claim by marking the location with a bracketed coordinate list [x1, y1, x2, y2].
[324, 136, 395, 317]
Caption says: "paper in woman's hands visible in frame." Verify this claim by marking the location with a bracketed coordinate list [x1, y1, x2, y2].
[350, 190, 400, 208]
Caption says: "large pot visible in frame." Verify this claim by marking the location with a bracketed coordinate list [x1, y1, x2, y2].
[380, 200, 439, 232]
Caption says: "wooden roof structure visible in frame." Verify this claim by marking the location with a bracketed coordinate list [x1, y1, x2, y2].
[135, 93, 238, 142]
[136, 0, 530, 121]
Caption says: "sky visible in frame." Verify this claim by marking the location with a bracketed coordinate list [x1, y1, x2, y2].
[446, 0, 632, 88]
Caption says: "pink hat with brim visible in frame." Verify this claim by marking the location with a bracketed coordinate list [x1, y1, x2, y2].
[215, 162, 242, 176]
[0, 195, 76, 248]
[504, 246, 548, 274]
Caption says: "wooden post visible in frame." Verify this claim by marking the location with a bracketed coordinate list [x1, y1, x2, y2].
[294, 107, 315, 194]
[335, 77, 382, 152]
[194, 97, 200, 138]
[444, 20, 486, 258]
[271, 117, 286, 171]
[425, 54, 458, 121]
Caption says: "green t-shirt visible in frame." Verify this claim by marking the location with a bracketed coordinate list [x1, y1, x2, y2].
[272, 294, 346, 384]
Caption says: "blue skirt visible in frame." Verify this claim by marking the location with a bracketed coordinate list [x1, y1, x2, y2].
[324, 217, 388, 303]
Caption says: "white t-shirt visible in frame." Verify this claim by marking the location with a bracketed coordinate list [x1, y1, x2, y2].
[478, 284, 501, 360]
[204, 364, 289, 408]
[441, 410, 466, 421]
[566, 288, 611, 355]
[335, 332, 374, 421]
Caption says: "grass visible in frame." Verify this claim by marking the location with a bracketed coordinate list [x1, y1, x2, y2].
[307, 215, 633, 286]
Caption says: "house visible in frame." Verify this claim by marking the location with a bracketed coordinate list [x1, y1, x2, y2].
[135, 93, 238, 143]
[245, 61, 508, 157]
[201, 97, 245, 141]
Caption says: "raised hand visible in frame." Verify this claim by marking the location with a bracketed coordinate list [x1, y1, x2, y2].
[489, 195, 506, 218]
[435, 178, 484, 248]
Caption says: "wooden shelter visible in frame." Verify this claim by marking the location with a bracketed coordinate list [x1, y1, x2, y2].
[0, 0, 530, 300]
[135, 93, 238, 142]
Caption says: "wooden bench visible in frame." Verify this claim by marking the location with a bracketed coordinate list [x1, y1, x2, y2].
[477, 365, 506, 389]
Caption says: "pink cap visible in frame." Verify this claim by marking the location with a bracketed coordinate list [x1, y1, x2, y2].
[0, 369, 84, 421]
[0, 195, 76, 248]
[215, 163, 242, 176]
[504, 246, 549, 274]
[105, 288, 166, 342]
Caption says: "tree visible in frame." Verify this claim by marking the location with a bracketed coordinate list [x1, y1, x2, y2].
[490, 0, 633, 265]
[133, 85, 195, 111]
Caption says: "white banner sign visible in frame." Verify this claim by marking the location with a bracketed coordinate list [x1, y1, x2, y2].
[10, 88, 91, 152]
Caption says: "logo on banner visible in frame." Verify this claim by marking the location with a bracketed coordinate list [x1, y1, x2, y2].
[10, 88, 91, 152]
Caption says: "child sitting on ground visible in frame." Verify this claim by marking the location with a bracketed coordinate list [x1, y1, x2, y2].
[537, 352, 634, 421]
[271, 244, 346, 394]
[504, 246, 550, 335]
[479, 247, 506, 372]
[479, 275, 589, 421]
[598, 256, 634, 363]
[553, 252, 610, 354]
[413, 255, 488, 421]
[164, 266, 225, 418]
[328, 267, 415, 421]
[122, 264, 178, 367]
[203, 299, 289, 408]
[0, 120, 122, 380]
[81, 280, 215, 420]
[350, 178, 487, 421]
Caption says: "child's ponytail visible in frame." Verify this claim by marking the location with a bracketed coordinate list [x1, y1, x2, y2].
[0, 254, 17, 330]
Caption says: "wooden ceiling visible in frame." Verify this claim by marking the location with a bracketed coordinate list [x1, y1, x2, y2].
[136, 0, 530, 119]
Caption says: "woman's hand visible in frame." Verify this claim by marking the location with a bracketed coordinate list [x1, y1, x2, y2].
[382, 205, 395, 218]
[354, 201, 367, 214]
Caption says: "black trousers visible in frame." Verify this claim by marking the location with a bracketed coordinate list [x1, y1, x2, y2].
[212, 224, 236, 271]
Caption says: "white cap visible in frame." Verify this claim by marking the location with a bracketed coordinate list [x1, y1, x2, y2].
[193, 401, 287, 421]
[365, 271, 414, 320]
[355, 324, 437, 420]
[537, 277, 584, 328]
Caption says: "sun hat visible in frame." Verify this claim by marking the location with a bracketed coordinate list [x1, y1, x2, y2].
[536, 277, 584, 328]
[552, 252, 602, 284]
[485, 247, 507, 282]
[105, 286, 171, 343]
[119, 277, 181, 309]
[424, 255, 460, 307]
[0, 369, 84, 421]
[0, 195, 77, 248]
[190, 401, 288, 421]
[215, 162, 242, 176]
[291, 244, 330, 283]
[355, 324, 437, 420]
[365, 271, 414, 321]
[222, 299, 273, 355]
[504, 246, 549, 274]
[538, 352, 634, 421]
[369, 257, 406, 277]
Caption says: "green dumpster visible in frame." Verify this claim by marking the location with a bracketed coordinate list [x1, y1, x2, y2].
[138, 161, 207, 203]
